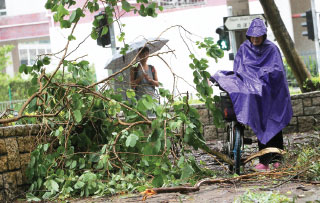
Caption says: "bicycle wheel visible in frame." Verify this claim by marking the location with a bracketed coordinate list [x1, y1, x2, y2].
[233, 124, 242, 175]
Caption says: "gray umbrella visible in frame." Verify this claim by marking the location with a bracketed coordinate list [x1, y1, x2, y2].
[104, 37, 169, 70]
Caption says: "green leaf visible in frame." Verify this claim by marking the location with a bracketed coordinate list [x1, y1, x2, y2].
[69, 10, 77, 22]
[178, 156, 185, 168]
[45, 179, 59, 193]
[79, 158, 86, 169]
[43, 56, 50, 65]
[181, 164, 194, 180]
[74, 110, 82, 122]
[68, 35, 76, 41]
[91, 29, 98, 40]
[121, 0, 131, 12]
[26, 193, 41, 201]
[126, 89, 135, 99]
[43, 143, 50, 152]
[126, 134, 139, 147]
[152, 175, 163, 187]
[19, 64, 27, 73]
[60, 20, 71, 28]
[101, 26, 109, 36]
[154, 138, 161, 153]
[74, 181, 85, 189]
[57, 4, 69, 20]
[142, 99, 153, 110]
[137, 100, 147, 112]
[70, 160, 77, 169]
[29, 156, 36, 167]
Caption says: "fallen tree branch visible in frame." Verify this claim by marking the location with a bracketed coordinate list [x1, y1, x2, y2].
[244, 147, 286, 164]
[145, 171, 293, 195]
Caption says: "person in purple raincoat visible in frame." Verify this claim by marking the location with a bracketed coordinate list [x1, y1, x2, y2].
[211, 18, 293, 170]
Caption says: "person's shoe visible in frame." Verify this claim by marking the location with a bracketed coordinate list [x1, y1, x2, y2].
[273, 162, 281, 169]
[254, 163, 269, 171]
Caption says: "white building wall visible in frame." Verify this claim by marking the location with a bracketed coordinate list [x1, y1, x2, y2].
[5, 0, 46, 16]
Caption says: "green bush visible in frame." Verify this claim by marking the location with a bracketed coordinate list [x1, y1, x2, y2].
[283, 56, 319, 89]
[0, 45, 15, 72]
[0, 74, 32, 101]
[304, 77, 320, 92]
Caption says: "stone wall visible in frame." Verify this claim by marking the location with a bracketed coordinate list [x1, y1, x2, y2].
[196, 91, 320, 141]
[0, 125, 40, 202]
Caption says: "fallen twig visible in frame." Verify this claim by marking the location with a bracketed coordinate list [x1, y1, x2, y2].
[143, 171, 292, 196]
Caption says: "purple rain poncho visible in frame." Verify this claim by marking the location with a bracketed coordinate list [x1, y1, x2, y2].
[211, 18, 293, 144]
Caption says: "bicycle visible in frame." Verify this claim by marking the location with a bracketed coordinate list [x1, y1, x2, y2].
[216, 89, 252, 175]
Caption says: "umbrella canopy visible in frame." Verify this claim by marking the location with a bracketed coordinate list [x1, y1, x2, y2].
[104, 37, 169, 70]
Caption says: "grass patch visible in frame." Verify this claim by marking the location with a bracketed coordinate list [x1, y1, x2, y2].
[235, 190, 293, 203]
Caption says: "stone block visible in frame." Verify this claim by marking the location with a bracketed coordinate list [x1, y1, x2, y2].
[15, 171, 23, 186]
[3, 172, 17, 188]
[312, 96, 320, 106]
[198, 108, 210, 125]
[5, 138, 20, 170]
[20, 153, 30, 169]
[17, 137, 25, 153]
[0, 190, 4, 203]
[217, 127, 225, 133]
[3, 126, 16, 137]
[14, 125, 26, 137]
[289, 117, 297, 125]
[24, 136, 35, 153]
[298, 116, 315, 132]
[20, 166, 29, 185]
[0, 174, 3, 189]
[283, 125, 298, 134]
[314, 115, 320, 129]
[204, 125, 217, 141]
[0, 139, 6, 154]
[304, 106, 320, 116]
[292, 99, 303, 116]
[220, 132, 228, 141]
[3, 172, 17, 201]
[303, 98, 312, 107]
[0, 156, 8, 172]
[30, 124, 41, 135]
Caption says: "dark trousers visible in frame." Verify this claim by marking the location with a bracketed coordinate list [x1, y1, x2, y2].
[258, 131, 283, 165]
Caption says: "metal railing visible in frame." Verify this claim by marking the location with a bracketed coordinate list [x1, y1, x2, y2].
[0, 99, 26, 114]
[300, 51, 319, 76]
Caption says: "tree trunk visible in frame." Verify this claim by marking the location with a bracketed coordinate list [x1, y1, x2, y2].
[259, 0, 312, 92]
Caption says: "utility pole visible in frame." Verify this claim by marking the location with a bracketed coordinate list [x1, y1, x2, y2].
[226, 0, 249, 51]
[228, 6, 237, 56]
[108, 21, 116, 76]
[311, 0, 320, 76]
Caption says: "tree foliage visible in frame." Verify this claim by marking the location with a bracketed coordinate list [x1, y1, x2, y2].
[0, 45, 14, 72]
[0, 0, 227, 201]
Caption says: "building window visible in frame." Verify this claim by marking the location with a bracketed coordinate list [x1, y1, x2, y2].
[0, 0, 6, 16]
[18, 40, 51, 66]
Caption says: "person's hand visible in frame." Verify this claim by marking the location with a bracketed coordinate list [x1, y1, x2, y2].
[143, 73, 152, 82]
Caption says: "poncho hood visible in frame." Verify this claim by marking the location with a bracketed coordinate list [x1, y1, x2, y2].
[246, 18, 267, 38]
[211, 38, 293, 145]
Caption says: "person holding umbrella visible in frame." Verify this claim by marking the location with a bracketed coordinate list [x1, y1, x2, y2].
[130, 46, 159, 100]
